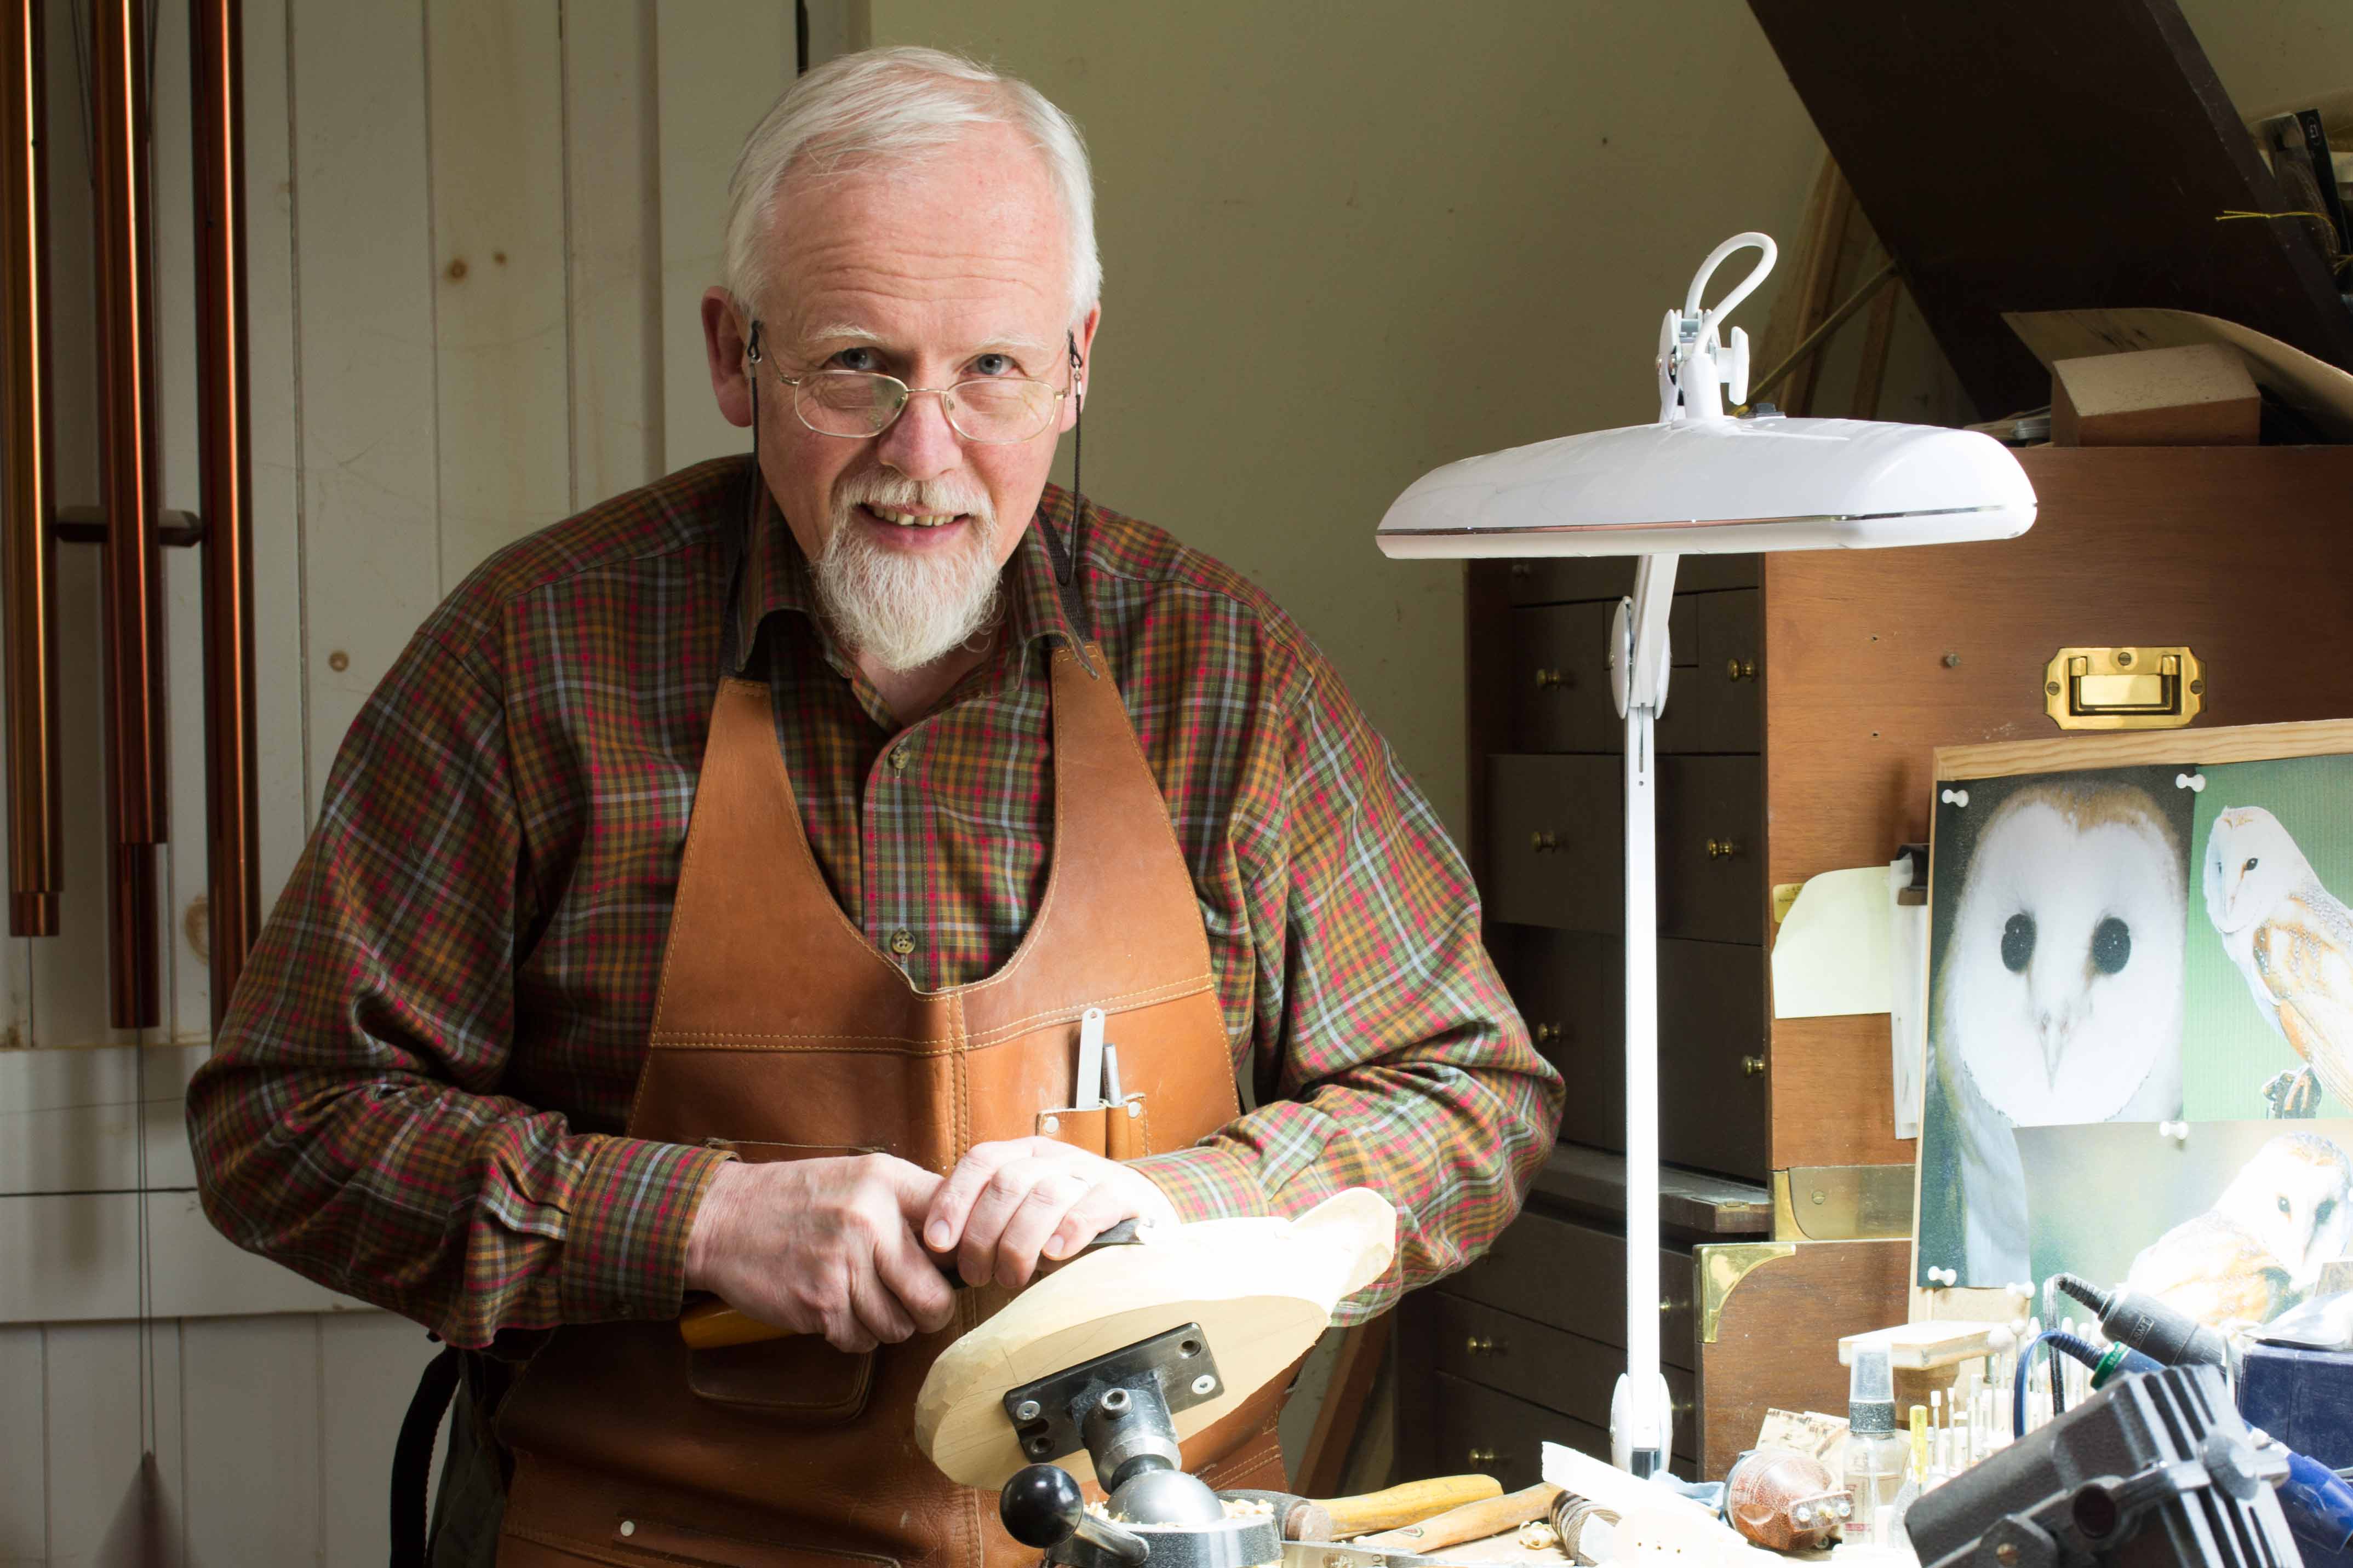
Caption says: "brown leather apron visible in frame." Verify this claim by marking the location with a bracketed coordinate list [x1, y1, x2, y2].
[489, 637, 1287, 1567]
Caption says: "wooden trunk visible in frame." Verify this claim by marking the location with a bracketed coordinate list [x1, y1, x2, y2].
[1404, 445, 2353, 1479]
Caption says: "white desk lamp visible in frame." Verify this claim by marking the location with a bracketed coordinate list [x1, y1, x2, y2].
[1377, 232, 2036, 1478]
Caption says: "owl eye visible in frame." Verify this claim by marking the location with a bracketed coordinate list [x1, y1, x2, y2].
[2320, 1199, 2338, 1227]
[2001, 914, 2035, 973]
[2280, 1194, 2294, 1216]
[2091, 916, 2132, 975]
[2246, 857, 2260, 875]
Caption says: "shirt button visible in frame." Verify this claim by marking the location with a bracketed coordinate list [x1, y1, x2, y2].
[889, 744, 911, 774]
[889, 929, 915, 956]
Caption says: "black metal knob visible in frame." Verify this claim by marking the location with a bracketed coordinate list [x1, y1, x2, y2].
[1002, 1465, 1087, 1549]
[1000, 1465, 1150, 1566]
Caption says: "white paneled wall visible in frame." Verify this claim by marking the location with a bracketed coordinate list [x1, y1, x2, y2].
[2, 2, 806, 1561]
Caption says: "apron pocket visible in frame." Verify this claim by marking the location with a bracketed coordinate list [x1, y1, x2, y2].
[685, 1139, 886, 1420]
[1033, 1104, 1109, 1155]
[687, 1333, 874, 1417]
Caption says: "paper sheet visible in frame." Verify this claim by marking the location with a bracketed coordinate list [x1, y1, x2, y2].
[1887, 859, 1929, 1141]
[1771, 868, 1894, 1019]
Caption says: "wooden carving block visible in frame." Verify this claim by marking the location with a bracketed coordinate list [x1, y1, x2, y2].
[916, 1188, 1397, 1489]
[2049, 343, 2259, 446]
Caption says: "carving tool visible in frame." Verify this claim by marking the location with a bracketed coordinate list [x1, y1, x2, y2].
[1220, 1475, 1503, 1542]
[1075, 1006, 1107, 1110]
[679, 1215, 1150, 1350]
[1355, 1483, 1562, 1554]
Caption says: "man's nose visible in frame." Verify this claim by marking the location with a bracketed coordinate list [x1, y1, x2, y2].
[874, 389, 963, 480]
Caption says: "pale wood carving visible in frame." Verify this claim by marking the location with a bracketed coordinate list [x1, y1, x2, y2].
[917, 1189, 1398, 1489]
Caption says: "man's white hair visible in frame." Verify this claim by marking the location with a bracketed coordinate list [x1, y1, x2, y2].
[723, 46, 1101, 329]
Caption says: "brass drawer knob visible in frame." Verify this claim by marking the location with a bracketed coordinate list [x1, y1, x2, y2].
[1741, 1054, 1766, 1077]
[1508, 564, 1532, 579]
[1465, 1334, 1509, 1356]
[1466, 1446, 1509, 1467]
[1706, 838, 1743, 859]
[1530, 830, 1561, 852]
[1532, 1021, 1564, 1044]
[1533, 668, 1565, 690]
[1726, 657, 1757, 681]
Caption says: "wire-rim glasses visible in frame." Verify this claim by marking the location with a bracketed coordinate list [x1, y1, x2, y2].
[776, 365, 1067, 444]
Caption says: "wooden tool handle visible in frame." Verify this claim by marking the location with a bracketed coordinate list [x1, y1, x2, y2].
[1319, 1474, 1504, 1538]
[1357, 1481, 1560, 1552]
[679, 1298, 796, 1350]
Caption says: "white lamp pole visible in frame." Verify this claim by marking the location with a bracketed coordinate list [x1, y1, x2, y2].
[1376, 231, 2037, 1478]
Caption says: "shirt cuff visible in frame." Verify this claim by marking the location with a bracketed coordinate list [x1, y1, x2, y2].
[1129, 1143, 1273, 1224]
[553, 1134, 733, 1324]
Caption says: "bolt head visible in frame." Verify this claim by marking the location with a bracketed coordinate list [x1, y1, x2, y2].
[2115, 650, 2134, 666]
[1997, 1544, 2019, 1567]
[2046, 680, 2062, 696]
[1192, 1374, 1217, 1396]
[1014, 1399, 1043, 1422]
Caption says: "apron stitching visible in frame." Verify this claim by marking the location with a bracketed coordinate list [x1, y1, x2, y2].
[644, 974, 1215, 1048]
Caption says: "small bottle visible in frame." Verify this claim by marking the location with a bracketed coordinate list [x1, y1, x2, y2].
[1843, 1344, 1910, 1543]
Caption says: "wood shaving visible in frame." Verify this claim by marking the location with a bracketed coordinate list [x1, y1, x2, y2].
[1518, 1521, 1562, 1549]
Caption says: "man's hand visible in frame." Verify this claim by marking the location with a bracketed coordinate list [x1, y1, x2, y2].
[923, 1138, 1180, 1289]
[683, 1153, 956, 1353]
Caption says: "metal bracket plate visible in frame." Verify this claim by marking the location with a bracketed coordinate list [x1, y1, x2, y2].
[1004, 1322, 1226, 1465]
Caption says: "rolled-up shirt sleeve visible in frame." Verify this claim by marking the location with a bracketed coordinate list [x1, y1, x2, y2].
[1133, 649, 1563, 1321]
[186, 619, 726, 1350]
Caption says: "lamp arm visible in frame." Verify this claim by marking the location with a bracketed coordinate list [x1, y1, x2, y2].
[1609, 552, 1679, 1478]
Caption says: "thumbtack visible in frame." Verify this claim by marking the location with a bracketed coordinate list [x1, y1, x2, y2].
[1940, 788, 1970, 808]
[2175, 772, 2206, 792]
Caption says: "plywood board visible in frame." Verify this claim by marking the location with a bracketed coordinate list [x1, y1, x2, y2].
[290, 0, 441, 799]
[563, 0, 662, 506]
[427, 0, 572, 584]
[183, 1314, 321, 1563]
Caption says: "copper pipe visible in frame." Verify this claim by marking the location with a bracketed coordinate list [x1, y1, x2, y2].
[91, 0, 162, 1026]
[191, 0, 255, 1027]
[1, 0, 58, 937]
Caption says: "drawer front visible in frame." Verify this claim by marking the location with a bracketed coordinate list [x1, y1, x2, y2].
[1484, 755, 1763, 943]
[1439, 1207, 1698, 1370]
[1490, 926, 1768, 1181]
[1506, 592, 1760, 755]
[1501, 555, 1760, 606]
[1427, 1295, 1698, 1462]
[1431, 1374, 1696, 1486]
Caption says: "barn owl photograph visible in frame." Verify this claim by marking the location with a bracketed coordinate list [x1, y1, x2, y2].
[1922, 777, 2188, 1285]
[2203, 806, 2353, 1119]
[2126, 1131, 2352, 1325]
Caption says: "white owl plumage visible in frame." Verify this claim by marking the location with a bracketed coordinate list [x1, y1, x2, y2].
[2127, 1131, 2353, 1323]
[2203, 806, 2353, 1117]
[1931, 781, 2185, 1284]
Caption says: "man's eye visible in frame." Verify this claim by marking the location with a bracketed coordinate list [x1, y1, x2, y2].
[970, 353, 1016, 377]
[829, 347, 882, 372]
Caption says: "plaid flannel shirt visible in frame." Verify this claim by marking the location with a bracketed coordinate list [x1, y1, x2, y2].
[187, 457, 1561, 1348]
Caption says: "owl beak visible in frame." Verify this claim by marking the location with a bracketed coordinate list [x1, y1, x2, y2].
[2037, 1016, 2066, 1088]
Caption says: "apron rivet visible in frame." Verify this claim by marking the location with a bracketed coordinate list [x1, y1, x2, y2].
[619, 1520, 636, 1537]
[1041, 1115, 1060, 1134]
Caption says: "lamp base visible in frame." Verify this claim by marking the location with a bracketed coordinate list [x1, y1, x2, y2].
[1609, 1369, 1675, 1478]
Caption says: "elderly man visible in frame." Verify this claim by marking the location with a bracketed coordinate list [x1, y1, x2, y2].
[189, 44, 1559, 1568]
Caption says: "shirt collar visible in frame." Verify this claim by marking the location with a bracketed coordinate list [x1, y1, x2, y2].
[731, 468, 1090, 677]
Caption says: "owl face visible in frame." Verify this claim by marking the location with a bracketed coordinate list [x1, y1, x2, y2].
[1939, 785, 2185, 1125]
[2203, 807, 2312, 936]
[2219, 1133, 2353, 1294]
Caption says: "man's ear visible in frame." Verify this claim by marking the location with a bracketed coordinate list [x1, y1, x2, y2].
[1061, 303, 1102, 434]
[702, 288, 754, 428]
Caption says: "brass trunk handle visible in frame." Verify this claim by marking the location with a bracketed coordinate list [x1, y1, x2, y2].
[1742, 1055, 1766, 1077]
[1530, 830, 1560, 852]
[1727, 658, 1757, 681]
[1532, 1021, 1563, 1044]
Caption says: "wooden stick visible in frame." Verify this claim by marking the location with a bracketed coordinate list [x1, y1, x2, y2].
[1318, 1475, 1502, 1538]
[1356, 1482, 1562, 1553]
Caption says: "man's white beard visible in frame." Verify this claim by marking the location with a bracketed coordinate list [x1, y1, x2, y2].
[812, 476, 1004, 673]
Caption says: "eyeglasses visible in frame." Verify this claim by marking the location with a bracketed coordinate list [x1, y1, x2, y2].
[774, 365, 1068, 444]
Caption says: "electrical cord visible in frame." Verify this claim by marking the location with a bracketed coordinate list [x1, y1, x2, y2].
[2013, 1330, 2103, 1439]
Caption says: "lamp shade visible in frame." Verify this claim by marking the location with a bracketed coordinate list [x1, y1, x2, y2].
[1376, 412, 2037, 560]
